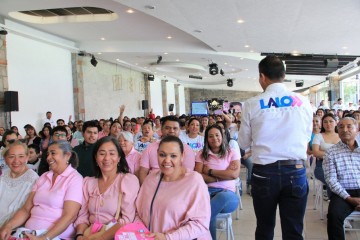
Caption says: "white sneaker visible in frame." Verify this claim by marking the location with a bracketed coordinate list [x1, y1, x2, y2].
[344, 219, 352, 229]
[323, 189, 329, 201]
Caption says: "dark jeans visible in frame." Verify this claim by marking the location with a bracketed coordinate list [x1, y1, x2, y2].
[251, 163, 308, 240]
[241, 156, 253, 185]
[314, 159, 332, 198]
[327, 189, 360, 240]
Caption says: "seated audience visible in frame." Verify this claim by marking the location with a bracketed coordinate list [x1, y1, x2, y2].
[24, 125, 41, 147]
[136, 136, 211, 239]
[74, 121, 99, 177]
[98, 120, 111, 139]
[195, 124, 240, 239]
[0, 140, 83, 240]
[0, 141, 39, 226]
[109, 121, 122, 138]
[134, 120, 156, 153]
[39, 126, 52, 152]
[10, 126, 23, 139]
[27, 144, 41, 173]
[323, 117, 360, 240]
[0, 130, 18, 173]
[138, 116, 195, 185]
[74, 137, 139, 240]
[180, 118, 204, 155]
[118, 131, 141, 176]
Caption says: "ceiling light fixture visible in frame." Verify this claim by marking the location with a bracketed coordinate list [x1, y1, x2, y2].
[237, 19, 245, 23]
[227, 79, 233, 87]
[167, 36, 172, 39]
[127, 9, 134, 13]
[244, 45, 250, 48]
[0, 28, 8, 35]
[100, 37, 105, 40]
[220, 69, 225, 76]
[157, 55, 162, 64]
[209, 63, 219, 75]
[90, 55, 98, 67]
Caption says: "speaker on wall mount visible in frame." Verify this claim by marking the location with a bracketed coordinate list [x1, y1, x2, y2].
[168, 104, 174, 112]
[147, 74, 154, 81]
[4, 91, 19, 112]
[142, 100, 148, 110]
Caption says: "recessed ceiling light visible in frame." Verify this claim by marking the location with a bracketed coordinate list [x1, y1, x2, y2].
[164, 52, 168, 55]
[97, 52, 102, 55]
[245, 68, 249, 71]
[176, 59, 180, 62]
[244, 45, 250, 48]
[127, 9, 134, 13]
[237, 19, 245, 23]
[116, 58, 120, 61]
[291, 50, 301, 56]
[100, 37, 105, 41]
[342, 46, 348, 49]
[167, 36, 172, 39]
[224, 62, 228, 65]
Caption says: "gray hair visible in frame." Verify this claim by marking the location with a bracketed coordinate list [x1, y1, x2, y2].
[2, 140, 28, 158]
[338, 117, 358, 129]
[48, 140, 79, 168]
[118, 131, 134, 143]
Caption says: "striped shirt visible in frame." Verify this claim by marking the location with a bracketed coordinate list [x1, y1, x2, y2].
[323, 140, 360, 199]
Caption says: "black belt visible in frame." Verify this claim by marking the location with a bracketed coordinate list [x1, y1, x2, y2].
[254, 160, 304, 167]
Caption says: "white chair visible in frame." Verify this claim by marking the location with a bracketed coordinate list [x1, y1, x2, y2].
[344, 211, 360, 239]
[235, 178, 243, 220]
[216, 213, 234, 240]
[313, 180, 324, 220]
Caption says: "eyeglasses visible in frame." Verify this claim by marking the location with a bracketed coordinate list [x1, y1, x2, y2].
[54, 133, 67, 137]
[6, 139, 16, 144]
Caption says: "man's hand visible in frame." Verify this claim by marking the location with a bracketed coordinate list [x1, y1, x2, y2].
[346, 196, 360, 207]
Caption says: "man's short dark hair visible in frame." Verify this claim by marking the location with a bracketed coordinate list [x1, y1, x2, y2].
[52, 126, 68, 136]
[258, 55, 285, 81]
[57, 119, 65, 124]
[46, 111, 52, 114]
[160, 115, 180, 127]
[82, 120, 99, 133]
[28, 143, 40, 154]
[2, 130, 16, 145]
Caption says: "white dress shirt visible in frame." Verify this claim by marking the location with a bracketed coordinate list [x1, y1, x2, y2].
[238, 83, 312, 165]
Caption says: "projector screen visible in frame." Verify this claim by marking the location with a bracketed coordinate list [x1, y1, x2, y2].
[191, 101, 208, 116]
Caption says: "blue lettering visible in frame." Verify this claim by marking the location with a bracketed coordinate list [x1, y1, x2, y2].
[281, 96, 292, 107]
[260, 99, 269, 109]
[268, 98, 278, 108]
[260, 95, 302, 109]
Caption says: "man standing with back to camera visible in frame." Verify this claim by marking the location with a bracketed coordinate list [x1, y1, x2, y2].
[238, 55, 312, 240]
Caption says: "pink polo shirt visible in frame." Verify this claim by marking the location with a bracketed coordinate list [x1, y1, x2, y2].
[140, 140, 195, 171]
[26, 165, 83, 239]
[75, 173, 139, 227]
[195, 148, 240, 192]
[126, 147, 141, 175]
[136, 169, 211, 240]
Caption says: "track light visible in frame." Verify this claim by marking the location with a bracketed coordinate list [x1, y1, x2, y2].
[78, 51, 86, 56]
[227, 79, 233, 87]
[209, 63, 218, 75]
[220, 69, 224, 76]
[0, 28, 8, 35]
[157, 55, 162, 64]
[90, 55, 98, 67]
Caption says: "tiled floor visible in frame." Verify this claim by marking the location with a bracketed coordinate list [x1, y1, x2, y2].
[217, 173, 360, 240]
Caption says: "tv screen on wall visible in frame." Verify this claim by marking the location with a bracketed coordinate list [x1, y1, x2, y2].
[191, 101, 208, 116]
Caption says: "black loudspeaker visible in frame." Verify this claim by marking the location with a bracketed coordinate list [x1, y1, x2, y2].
[169, 104, 174, 111]
[142, 100, 148, 110]
[4, 91, 19, 112]
[328, 90, 334, 101]
[147, 74, 154, 81]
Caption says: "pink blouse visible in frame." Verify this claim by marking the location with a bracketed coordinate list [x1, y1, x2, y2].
[195, 148, 240, 192]
[136, 169, 211, 240]
[126, 147, 141, 175]
[140, 141, 195, 171]
[25, 165, 83, 239]
[75, 173, 140, 227]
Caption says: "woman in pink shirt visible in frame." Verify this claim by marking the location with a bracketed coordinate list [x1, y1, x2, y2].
[98, 120, 111, 139]
[0, 140, 83, 240]
[118, 131, 141, 177]
[74, 136, 140, 240]
[195, 125, 240, 240]
[136, 135, 211, 240]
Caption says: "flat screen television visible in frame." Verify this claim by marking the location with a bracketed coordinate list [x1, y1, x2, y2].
[191, 101, 208, 116]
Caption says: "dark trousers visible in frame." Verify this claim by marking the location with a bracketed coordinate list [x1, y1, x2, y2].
[327, 189, 360, 240]
[251, 163, 308, 240]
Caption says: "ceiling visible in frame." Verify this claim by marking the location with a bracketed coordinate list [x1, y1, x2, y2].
[1, 0, 360, 92]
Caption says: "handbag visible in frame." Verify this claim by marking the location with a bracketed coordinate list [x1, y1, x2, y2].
[83, 191, 123, 240]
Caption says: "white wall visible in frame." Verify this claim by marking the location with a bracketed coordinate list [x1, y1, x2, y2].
[149, 78, 163, 117]
[81, 59, 145, 119]
[166, 81, 176, 115]
[6, 33, 74, 136]
[178, 85, 186, 115]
